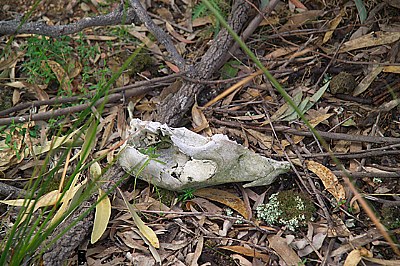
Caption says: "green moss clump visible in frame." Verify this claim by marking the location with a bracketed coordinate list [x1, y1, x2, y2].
[126, 51, 153, 75]
[257, 190, 315, 231]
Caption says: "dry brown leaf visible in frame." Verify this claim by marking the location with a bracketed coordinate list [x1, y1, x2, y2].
[99, 113, 116, 149]
[344, 248, 372, 266]
[128, 31, 163, 58]
[4, 81, 25, 89]
[119, 189, 160, 249]
[190, 235, 204, 266]
[344, 249, 362, 266]
[219, 246, 269, 262]
[191, 102, 211, 134]
[0, 129, 24, 171]
[156, 7, 173, 21]
[12, 89, 20, 105]
[192, 16, 213, 27]
[221, 86, 241, 106]
[117, 231, 147, 251]
[328, 214, 351, 237]
[232, 114, 265, 121]
[165, 61, 180, 73]
[45, 60, 71, 92]
[0, 189, 61, 225]
[0, 51, 23, 71]
[383, 65, 400, 73]
[50, 175, 86, 227]
[353, 65, 383, 96]
[323, 9, 344, 44]
[306, 160, 346, 202]
[309, 113, 334, 127]
[339, 31, 400, 53]
[290, 0, 308, 10]
[81, 35, 117, 41]
[268, 235, 301, 266]
[187, 197, 223, 214]
[244, 129, 272, 149]
[166, 22, 195, 44]
[279, 10, 323, 33]
[259, 15, 280, 26]
[24, 83, 49, 101]
[194, 188, 250, 219]
[66, 57, 82, 79]
[264, 46, 298, 60]
[117, 105, 127, 139]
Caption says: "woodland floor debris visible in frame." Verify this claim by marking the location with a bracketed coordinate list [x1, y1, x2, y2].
[1, 0, 400, 265]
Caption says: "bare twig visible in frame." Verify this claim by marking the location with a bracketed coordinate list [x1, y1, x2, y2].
[211, 118, 400, 144]
[128, 0, 188, 71]
[222, 0, 280, 65]
[0, 85, 158, 126]
[0, 72, 183, 117]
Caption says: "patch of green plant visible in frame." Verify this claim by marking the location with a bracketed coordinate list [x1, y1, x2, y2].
[177, 188, 196, 202]
[193, 0, 231, 36]
[86, 64, 112, 92]
[22, 33, 107, 95]
[220, 59, 240, 79]
[109, 25, 138, 42]
[0, 122, 39, 160]
[193, 0, 230, 20]
[75, 32, 99, 65]
[139, 146, 159, 158]
[22, 36, 73, 83]
[257, 190, 315, 231]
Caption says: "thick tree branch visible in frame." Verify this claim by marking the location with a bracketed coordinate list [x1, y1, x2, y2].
[156, 0, 251, 126]
[0, 5, 140, 37]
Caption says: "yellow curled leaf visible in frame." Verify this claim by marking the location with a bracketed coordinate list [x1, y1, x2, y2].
[91, 188, 111, 244]
[119, 188, 159, 248]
